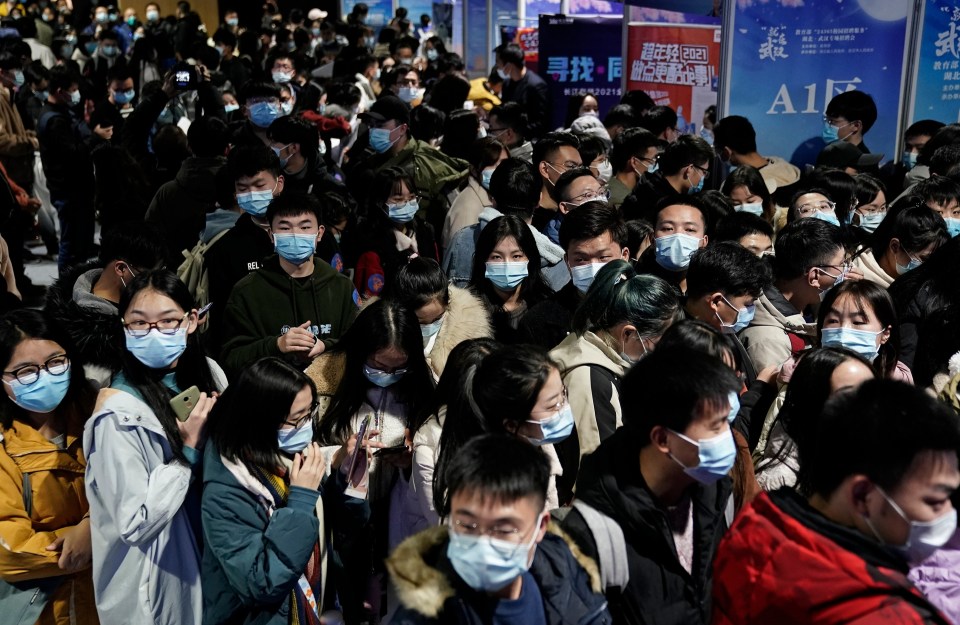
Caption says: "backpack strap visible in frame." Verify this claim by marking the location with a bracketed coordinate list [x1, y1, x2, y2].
[572, 500, 629, 592]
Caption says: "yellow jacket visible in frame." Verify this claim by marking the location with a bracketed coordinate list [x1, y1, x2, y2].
[0, 415, 98, 625]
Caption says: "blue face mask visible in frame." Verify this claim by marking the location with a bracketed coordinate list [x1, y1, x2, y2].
[248, 101, 280, 128]
[812, 210, 841, 227]
[225, 103, 240, 114]
[236, 188, 274, 217]
[669, 428, 737, 485]
[273, 233, 317, 265]
[822, 122, 839, 144]
[386, 200, 418, 224]
[526, 404, 574, 446]
[369, 127, 399, 153]
[421, 316, 443, 339]
[147, 9, 160, 22]
[896, 249, 923, 275]
[10, 70, 24, 88]
[226, 17, 239, 27]
[646, 160, 659, 175]
[125, 328, 188, 369]
[821, 327, 883, 360]
[857, 212, 885, 233]
[277, 421, 314, 454]
[101, 45, 119, 58]
[426, 48, 439, 62]
[736, 202, 764, 217]
[717, 295, 755, 334]
[654, 233, 701, 271]
[571, 261, 607, 293]
[363, 364, 406, 387]
[446, 515, 541, 592]
[480, 168, 494, 190]
[726, 391, 740, 424]
[4, 368, 71, 413]
[113, 88, 135, 104]
[271, 144, 291, 169]
[84, 41, 99, 56]
[945, 217, 960, 238]
[485, 261, 528, 290]
[68, 89, 81, 106]
[688, 169, 705, 195]
[902, 151, 918, 170]
[34, 89, 48, 101]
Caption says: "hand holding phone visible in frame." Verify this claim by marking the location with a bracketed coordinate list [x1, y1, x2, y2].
[170, 386, 200, 422]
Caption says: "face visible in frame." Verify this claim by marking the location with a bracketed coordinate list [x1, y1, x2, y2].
[793, 192, 835, 220]
[2, 338, 68, 403]
[271, 212, 323, 245]
[656, 203, 707, 240]
[272, 58, 294, 76]
[222, 92, 238, 107]
[487, 236, 527, 264]
[368, 118, 406, 144]
[386, 180, 416, 206]
[560, 175, 604, 213]
[366, 345, 408, 373]
[567, 231, 628, 269]
[448, 488, 546, 567]
[487, 114, 514, 147]
[123, 289, 198, 342]
[631, 146, 660, 176]
[235, 171, 281, 195]
[395, 47, 415, 65]
[890, 238, 938, 267]
[540, 146, 582, 186]
[110, 78, 135, 95]
[684, 162, 709, 191]
[713, 292, 757, 329]
[739, 233, 773, 257]
[809, 246, 848, 292]
[904, 134, 931, 156]
[515, 367, 566, 440]
[854, 191, 886, 224]
[821, 293, 890, 348]
[279, 87, 295, 109]
[578, 95, 599, 117]
[279, 385, 315, 432]
[927, 198, 960, 220]
[829, 358, 874, 394]
[824, 114, 858, 141]
[416, 298, 445, 325]
[659, 398, 732, 470]
[728, 184, 763, 208]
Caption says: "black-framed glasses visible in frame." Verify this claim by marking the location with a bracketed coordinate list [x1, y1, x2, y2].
[122, 312, 190, 338]
[691, 164, 710, 179]
[281, 401, 319, 430]
[569, 185, 611, 205]
[3, 355, 70, 385]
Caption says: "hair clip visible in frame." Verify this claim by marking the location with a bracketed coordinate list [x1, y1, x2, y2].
[407, 253, 419, 262]
[614, 273, 628, 285]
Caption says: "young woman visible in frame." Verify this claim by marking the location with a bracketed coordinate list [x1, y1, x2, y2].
[818, 280, 912, 383]
[721, 165, 775, 224]
[441, 137, 508, 248]
[551, 260, 682, 493]
[84, 270, 226, 625]
[564, 92, 600, 128]
[851, 174, 887, 234]
[852, 200, 948, 288]
[385, 256, 492, 380]
[578, 135, 611, 183]
[201, 357, 368, 625]
[469, 214, 551, 343]
[0, 310, 98, 625]
[354, 167, 439, 299]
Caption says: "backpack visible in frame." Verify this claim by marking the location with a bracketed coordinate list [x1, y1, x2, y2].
[176, 229, 229, 327]
[554, 501, 630, 594]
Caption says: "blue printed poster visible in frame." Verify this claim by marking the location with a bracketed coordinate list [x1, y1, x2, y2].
[912, 0, 960, 124]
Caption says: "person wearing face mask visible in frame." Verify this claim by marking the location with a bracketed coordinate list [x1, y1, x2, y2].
[91, 66, 135, 144]
[822, 90, 878, 153]
[305, 299, 434, 622]
[83, 30, 124, 102]
[14, 16, 56, 70]
[441, 137, 508, 249]
[221, 193, 358, 377]
[201, 357, 370, 625]
[561, 347, 740, 625]
[494, 42, 550, 139]
[712, 114, 801, 206]
[390, 434, 612, 625]
[880, 119, 943, 198]
[531, 132, 582, 241]
[635, 198, 709, 296]
[541, 167, 609, 246]
[715, 379, 960, 624]
[85, 270, 226, 625]
[608, 127, 660, 209]
[720, 165, 775, 224]
[231, 81, 283, 147]
[212, 28, 251, 95]
[551, 261, 681, 496]
[621, 135, 715, 223]
[0, 310, 99, 625]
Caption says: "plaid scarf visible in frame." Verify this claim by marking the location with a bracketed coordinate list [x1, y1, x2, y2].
[251, 465, 323, 625]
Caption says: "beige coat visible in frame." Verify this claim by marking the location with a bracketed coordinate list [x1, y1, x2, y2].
[424, 286, 492, 379]
[852, 249, 895, 288]
[441, 176, 491, 250]
[740, 290, 817, 371]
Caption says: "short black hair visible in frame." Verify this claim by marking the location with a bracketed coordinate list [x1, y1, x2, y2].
[657, 134, 714, 176]
[929, 145, 960, 178]
[440, 433, 549, 516]
[213, 27, 237, 47]
[48, 64, 79, 93]
[227, 143, 281, 182]
[809, 379, 960, 498]
[384, 256, 448, 311]
[868, 198, 949, 258]
[266, 191, 323, 227]
[825, 90, 878, 134]
[621, 346, 740, 445]
[489, 101, 527, 137]
[772, 218, 844, 280]
[552, 168, 595, 204]
[620, 90, 655, 114]
[267, 114, 320, 159]
[914, 175, 960, 207]
[532, 131, 580, 167]
[610, 127, 660, 173]
[495, 42, 524, 68]
[905, 119, 945, 140]
[558, 201, 627, 252]
[99, 221, 167, 269]
[686, 242, 772, 300]
[712, 115, 757, 154]
[238, 81, 280, 105]
[187, 116, 230, 158]
[714, 212, 774, 244]
[637, 105, 678, 138]
[98, 28, 120, 43]
[603, 103, 638, 130]
[13, 16, 37, 39]
[410, 104, 446, 143]
[489, 158, 539, 217]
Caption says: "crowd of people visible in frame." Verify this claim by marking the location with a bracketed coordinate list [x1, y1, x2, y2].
[0, 2, 958, 625]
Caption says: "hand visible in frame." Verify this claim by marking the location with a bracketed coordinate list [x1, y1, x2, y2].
[332, 429, 382, 470]
[93, 124, 113, 141]
[306, 338, 326, 359]
[844, 267, 864, 282]
[176, 392, 216, 448]
[46, 518, 92, 572]
[277, 320, 316, 353]
[290, 442, 325, 490]
[196, 63, 210, 83]
[756, 365, 781, 385]
[382, 429, 413, 469]
[161, 71, 180, 98]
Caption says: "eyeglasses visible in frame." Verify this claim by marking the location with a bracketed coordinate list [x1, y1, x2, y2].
[569, 185, 610, 205]
[856, 203, 887, 216]
[815, 261, 853, 280]
[691, 164, 710, 179]
[546, 161, 583, 173]
[796, 200, 836, 218]
[281, 401, 319, 430]
[3, 355, 70, 385]
[637, 154, 659, 167]
[122, 312, 190, 337]
[449, 517, 539, 554]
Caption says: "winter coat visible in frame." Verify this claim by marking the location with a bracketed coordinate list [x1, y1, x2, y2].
[411, 412, 443, 530]
[757, 156, 801, 196]
[852, 248, 895, 288]
[713, 489, 950, 625]
[740, 285, 817, 371]
[0, 412, 98, 625]
[441, 176, 491, 251]
[519, 282, 583, 351]
[424, 286, 492, 380]
[386, 524, 611, 625]
[43, 264, 123, 387]
[221, 255, 359, 377]
[910, 529, 960, 625]
[561, 428, 732, 625]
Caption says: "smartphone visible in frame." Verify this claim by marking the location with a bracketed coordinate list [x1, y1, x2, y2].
[173, 62, 196, 89]
[170, 385, 200, 422]
[198, 302, 213, 317]
[373, 444, 408, 457]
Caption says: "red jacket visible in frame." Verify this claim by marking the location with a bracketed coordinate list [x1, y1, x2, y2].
[712, 489, 950, 625]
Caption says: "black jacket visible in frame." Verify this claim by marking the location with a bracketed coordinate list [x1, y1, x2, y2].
[620, 173, 681, 223]
[561, 429, 732, 625]
[37, 102, 94, 201]
[501, 70, 551, 140]
[387, 526, 612, 625]
[518, 282, 583, 350]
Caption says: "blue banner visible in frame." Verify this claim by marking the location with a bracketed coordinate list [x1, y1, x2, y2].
[400, 0, 435, 26]
[465, 0, 490, 75]
[722, 0, 912, 168]
[538, 15, 623, 130]
[913, 0, 960, 124]
[343, 0, 392, 28]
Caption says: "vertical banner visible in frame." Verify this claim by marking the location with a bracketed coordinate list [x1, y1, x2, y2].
[433, 3, 454, 46]
[538, 15, 624, 129]
[464, 0, 489, 75]
[625, 22, 720, 135]
[490, 0, 519, 74]
[911, 0, 960, 124]
[720, 0, 913, 168]
[499, 24, 539, 71]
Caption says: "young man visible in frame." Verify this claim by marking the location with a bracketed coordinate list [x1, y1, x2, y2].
[488, 101, 533, 163]
[562, 348, 741, 625]
[823, 90, 878, 153]
[712, 115, 800, 204]
[713, 380, 960, 624]
[739, 218, 846, 370]
[635, 197, 709, 295]
[232, 81, 283, 147]
[212, 27, 250, 93]
[44, 222, 166, 385]
[914, 175, 960, 237]
[266, 114, 349, 202]
[495, 42, 550, 139]
[608, 127, 660, 208]
[532, 132, 582, 242]
[621, 135, 713, 223]
[221, 191, 358, 376]
[389, 434, 611, 625]
[638, 105, 679, 142]
[92, 65, 136, 139]
[603, 104, 639, 143]
[520, 202, 629, 349]
[712, 212, 774, 258]
[543, 167, 608, 243]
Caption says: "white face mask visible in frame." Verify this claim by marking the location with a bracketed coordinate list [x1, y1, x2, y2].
[865, 487, 959, 564]
[596, 159, 613, 183]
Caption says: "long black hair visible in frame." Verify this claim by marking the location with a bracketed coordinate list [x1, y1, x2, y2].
[0, 310, 94, 429]
[318, 299, 435, 444]
[208, 357, 316, 474]
[817, 280, 902, 379]
[358, 167, 421, 286]
[118, 270, 217, 460]
[469, 214, 549, 307]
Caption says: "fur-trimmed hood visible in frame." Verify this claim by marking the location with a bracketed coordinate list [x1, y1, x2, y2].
[387, 523, 607, 623]
[427, 286, 493, 377]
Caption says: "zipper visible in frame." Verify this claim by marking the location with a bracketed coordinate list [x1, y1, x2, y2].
[580, 600, 609, 624]
[29, 587, 40, 604]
